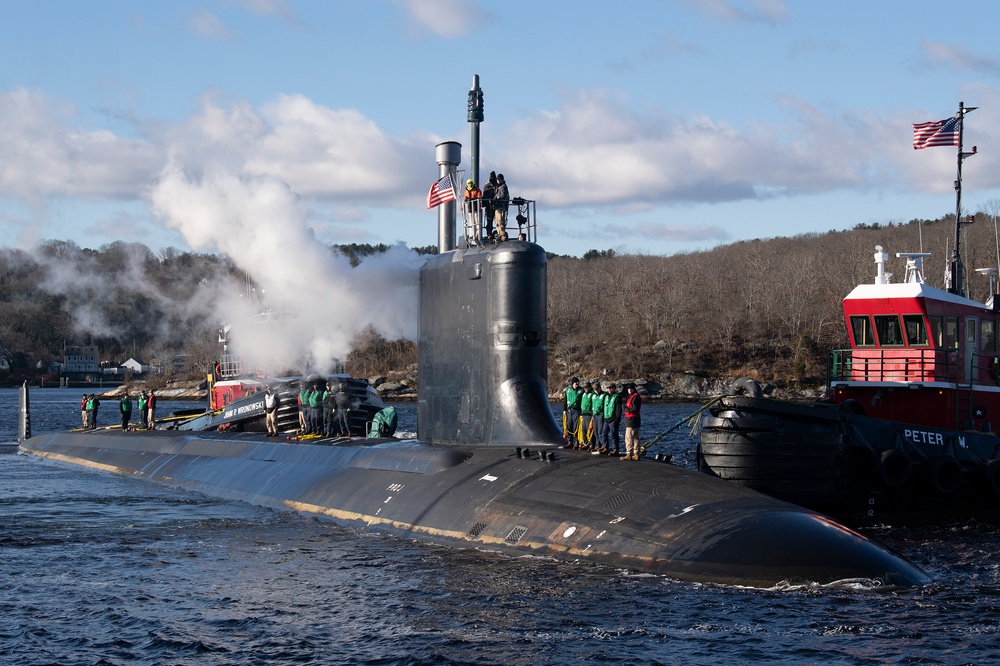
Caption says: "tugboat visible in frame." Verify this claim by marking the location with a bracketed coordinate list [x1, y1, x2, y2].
[699, 103, 1000, 526]
[167, 327, 384, 437]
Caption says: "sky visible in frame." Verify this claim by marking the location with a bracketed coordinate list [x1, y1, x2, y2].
[3, 0, 1000, 262]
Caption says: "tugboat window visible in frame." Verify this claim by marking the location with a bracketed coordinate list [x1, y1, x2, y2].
[947, 317, 959, 348]
[874, 314, 904, 346]
[982, 320, 996, 352]
[850, 315, 875, 347]
[903, 314, 929, 346]
[930, 316, 944, 347]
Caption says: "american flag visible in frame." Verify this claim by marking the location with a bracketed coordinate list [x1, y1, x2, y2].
[426, 174, 457, 209]
[912, 117, 960, 150]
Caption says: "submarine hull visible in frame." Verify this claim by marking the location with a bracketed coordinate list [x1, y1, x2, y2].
[20, 428, 929, 588]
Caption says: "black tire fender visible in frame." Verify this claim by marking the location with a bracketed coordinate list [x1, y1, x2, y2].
[925, 457, 963, 495]
[840, 399, 865, 416]
[984, 459, 1000, 496]
[728, 377, 763, 398]
[877, 448, 912, 488]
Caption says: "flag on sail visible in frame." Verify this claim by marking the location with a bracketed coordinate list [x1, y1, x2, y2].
[912, 117, 960, 150]
[426, 174, 457, 209]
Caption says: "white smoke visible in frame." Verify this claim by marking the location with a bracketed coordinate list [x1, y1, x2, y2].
[150, 149, 423, 375]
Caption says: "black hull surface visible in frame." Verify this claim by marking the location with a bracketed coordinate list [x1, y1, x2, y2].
[700, 396, 1000, 526]
[20, 428, 928, 588]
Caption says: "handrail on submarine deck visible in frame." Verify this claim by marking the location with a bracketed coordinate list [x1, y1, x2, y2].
[461, 197, 537, 248]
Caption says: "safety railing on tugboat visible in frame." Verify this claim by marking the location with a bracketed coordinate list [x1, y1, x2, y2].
[215, 354, 245, 379]
[461, 197, 537, 247]
[828, 348, 1000, 387]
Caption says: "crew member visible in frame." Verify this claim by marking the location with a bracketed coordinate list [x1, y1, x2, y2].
[562, 377, 582, 448]
[333, 382, 352, 437]
[464, 179, 483, 240]
[590, 383, 606, 451]
[322, 382, 335, 437]
[494, 173, 510, 239]
[298, 383, 309, 434]
[622, 383, 642, 461]
[580, 382, 594, 447]
[84, 394, 96, 429]
[138, 391, 148, 429]
[146, 390, 156, 429]
[607, 383, 623, 456]
[264, 385, 280, 436]
[119, 393, 132, 430]
[601, 383, 622, 456]
[308, 382, 324, 435]
[482, 171, 498, 239]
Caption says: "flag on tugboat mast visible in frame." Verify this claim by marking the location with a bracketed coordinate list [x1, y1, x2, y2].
[912, 117, 961, 149]
[426, 174, 457, 208]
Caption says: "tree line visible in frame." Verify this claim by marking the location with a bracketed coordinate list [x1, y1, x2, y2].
[3, 211, 1000, 389]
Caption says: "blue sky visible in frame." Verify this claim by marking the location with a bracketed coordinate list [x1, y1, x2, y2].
[2, 0, 1000, 259]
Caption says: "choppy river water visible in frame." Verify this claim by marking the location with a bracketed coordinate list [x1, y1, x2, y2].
[2, 388, 999, 665]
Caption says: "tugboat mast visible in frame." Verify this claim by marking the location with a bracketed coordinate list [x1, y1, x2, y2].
[950, 101, 978, 297]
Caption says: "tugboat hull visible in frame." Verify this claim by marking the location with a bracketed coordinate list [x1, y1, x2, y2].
[700, 395, 1000, 526]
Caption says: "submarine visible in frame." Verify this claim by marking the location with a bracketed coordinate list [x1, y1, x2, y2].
[17, 81, 929, 589]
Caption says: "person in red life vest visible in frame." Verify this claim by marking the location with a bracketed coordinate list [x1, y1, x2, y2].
[147, 390, 157, 430]
[621, 383, 642, 461]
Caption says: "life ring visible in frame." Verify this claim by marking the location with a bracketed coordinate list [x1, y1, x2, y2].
[840, 399, 865, 416]
[876, 448, 912, 488]
[728, 377, 763, 398]
[924, 458, 963, 495]
[983, 459, 1000, 496]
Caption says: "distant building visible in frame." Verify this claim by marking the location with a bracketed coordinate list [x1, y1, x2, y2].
[63, 345, 99, 374]
[121, 358, 148, 374]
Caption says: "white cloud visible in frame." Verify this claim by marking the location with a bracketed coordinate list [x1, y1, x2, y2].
[497, 88, 1000, 209]
[392, 0, 491, 38]
[680, 0, 789, 24]
[921, 39, 1000, 77]
[3, 83, 1000, 249]
[234, 0, 296, 22]
[189, 8, 236, 41]
[0, 89, 161, 200]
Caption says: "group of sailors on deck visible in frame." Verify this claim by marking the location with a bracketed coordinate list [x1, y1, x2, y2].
[465, 171, 525, 243]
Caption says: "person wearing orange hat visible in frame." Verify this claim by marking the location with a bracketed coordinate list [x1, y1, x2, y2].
[464, 179, 483, 241]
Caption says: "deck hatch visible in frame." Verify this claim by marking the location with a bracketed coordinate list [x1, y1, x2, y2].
[505, 525, 528, 544]
[603, 493, 633, 510]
